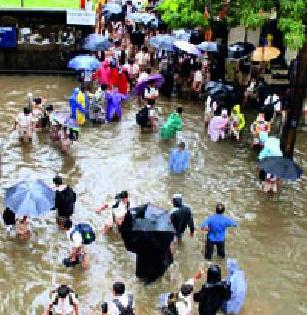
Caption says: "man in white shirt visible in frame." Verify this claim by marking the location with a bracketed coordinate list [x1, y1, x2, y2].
[102, 282, 135, 315]
[96, 191, 130, 234]
[43, 284, 79, 315]
[13, 107, 34, 142]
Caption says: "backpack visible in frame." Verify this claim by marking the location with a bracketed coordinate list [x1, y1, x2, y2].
[56, 187, 76, 216]
[71, 223, 96, 245]
[136, 106, 149, 127]
[113, 294, 135, 315]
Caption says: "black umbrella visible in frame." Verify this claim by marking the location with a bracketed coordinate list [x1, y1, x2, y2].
[258, 157, 303, 180]
[228, 42, 255, 59]
[119, 204, 175, 283]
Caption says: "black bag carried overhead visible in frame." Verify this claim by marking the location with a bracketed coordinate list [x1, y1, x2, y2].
[113, 294, 135, 315]
[55, 186, 76, 217]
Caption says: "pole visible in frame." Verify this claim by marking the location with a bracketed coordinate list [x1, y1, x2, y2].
[281, 42, 307, 158]
[21, 0, 24, 7]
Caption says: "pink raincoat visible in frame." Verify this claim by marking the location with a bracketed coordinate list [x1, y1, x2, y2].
[208, 115, 228, 142]
[94, 60, 110, 86]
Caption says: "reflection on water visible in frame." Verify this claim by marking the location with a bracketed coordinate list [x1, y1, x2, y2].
[0, 76, 306, 315]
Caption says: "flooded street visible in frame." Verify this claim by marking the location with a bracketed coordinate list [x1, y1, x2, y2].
[0, 76, 306, 315]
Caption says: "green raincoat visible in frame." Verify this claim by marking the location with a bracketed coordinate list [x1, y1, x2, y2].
[160, 112, 183, 140]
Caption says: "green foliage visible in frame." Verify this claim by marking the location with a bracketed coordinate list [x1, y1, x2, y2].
[157, 0, 212, 29]
[278, 18, 305, 49]
[239, 8, 265, 28]
[157, 0, 306, 49]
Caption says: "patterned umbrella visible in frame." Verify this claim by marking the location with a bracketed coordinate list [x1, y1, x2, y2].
[4, 180, 55, 217]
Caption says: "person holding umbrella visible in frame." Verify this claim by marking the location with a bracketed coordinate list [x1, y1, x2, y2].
[16, 215, 31, 241]
[4, 179, 55, 240]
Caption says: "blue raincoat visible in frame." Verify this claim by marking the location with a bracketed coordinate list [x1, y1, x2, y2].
[222, 259, 247, 314]
[169, 149, 190, 174]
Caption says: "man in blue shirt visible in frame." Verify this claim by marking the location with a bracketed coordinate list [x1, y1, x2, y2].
[200, 203, 237, 260]
[169, 141, 190, 174]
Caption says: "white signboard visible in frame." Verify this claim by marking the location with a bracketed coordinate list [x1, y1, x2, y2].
[67, 9, 95, 26]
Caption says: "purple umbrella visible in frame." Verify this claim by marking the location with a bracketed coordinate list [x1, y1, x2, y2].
[133, 74, 165, 96]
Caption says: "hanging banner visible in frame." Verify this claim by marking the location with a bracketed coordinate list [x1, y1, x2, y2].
[67, 9, 95, 26]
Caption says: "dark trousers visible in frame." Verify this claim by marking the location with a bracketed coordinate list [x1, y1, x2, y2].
[205, 237, 225, 260]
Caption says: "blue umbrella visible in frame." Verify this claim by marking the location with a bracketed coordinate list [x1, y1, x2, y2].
[174, 40, 200, 56]
[172, 29, 191, 42]
[68, 55, 100, 70]
[258, 156, 303, 180]
[4, 180, 55, 217]
[198, 41, 218, 52]
[149, 35, 175, 52]
[83, 34, 111, 51]
[102, 3, 122, 17]
[127, 12, 158, 26]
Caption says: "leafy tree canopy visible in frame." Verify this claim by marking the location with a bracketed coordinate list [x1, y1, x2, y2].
[157, 0, 306, 49]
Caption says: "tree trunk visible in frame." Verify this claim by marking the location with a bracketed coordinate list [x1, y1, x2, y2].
[21, 0, 24, 7]
[281, 42, 307, 158]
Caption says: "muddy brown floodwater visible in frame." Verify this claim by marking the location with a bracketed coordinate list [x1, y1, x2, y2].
[0, 76, 306, 315]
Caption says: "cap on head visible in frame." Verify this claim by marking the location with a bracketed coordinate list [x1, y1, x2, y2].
[173, 193, 183, 207]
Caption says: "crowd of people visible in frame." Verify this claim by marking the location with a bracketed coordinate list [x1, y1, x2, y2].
[3, 0, 295, 314]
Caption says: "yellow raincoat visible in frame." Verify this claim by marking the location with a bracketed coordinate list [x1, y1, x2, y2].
[76, 91, 86, 125]
[231, 105, 245, 130]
